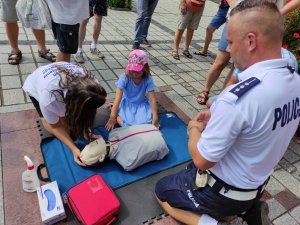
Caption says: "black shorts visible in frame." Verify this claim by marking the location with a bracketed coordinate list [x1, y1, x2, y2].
[155, 163, 260, 216]
[29, 96, 43, 118]
[52, 22, 79, 54]
[89, 0, 108, 17]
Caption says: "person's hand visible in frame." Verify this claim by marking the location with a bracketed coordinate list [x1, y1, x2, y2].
[152, 118, 160, 129]
[105, 117, 117, 131]
[180, 2, 187, 15]
[72, 148, 86, 166]
[194, 111, 211, 129]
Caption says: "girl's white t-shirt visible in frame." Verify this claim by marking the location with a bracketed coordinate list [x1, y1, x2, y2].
[23, 62, 85, 124]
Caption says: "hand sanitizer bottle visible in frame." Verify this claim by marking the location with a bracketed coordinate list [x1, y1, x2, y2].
[22, 155, 40, 192]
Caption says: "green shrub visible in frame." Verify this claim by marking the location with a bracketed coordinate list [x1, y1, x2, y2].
[109, 0, 131, 8]
[283, 7, 300, 70]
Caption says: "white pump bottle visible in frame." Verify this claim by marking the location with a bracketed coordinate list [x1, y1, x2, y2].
[22, 155, 40, 192]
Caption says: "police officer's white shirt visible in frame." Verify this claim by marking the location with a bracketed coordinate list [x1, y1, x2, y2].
[23, 62, 86, 124]
[46, 0, 89, 25]
[198, 59, 300, 189]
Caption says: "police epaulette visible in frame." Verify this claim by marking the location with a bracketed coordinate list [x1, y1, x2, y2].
[229, 77, 260, 98]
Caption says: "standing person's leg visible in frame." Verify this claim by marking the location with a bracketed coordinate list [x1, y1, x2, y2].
[194, 26, 215, 56]
[90, 0, 107, 58]
[74, 18, 89, 63]
[172, 6, 190, 60]
[89, 15, 105, 58]
[183, 8, 204, 59]
[140, 0, 159, 46]
[56, 51, 71, 62]
[196, 23, 230, 105]
[5, 23, 19, 52]
[197, 50, 230, 104]
[194, 6, 229, 56]
[172, 29, 184, 60]
[133, 0, 149, 49]
[92, 15, 102, 48]
[5, 22, 22, 64]
[32, 29, 56, 62]
[1, 0, 22, 64]
[183, 29, 194, 58]
[53, 22, 80, 62]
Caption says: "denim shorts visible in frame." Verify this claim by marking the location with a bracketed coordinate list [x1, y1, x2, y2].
[218, 23, 228, 51]
[208, 6, 229, 30]
[155, 163, 260, 216]
[52, 22, 79, 54]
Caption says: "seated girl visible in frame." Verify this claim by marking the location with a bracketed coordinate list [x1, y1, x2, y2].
[105, 49, 159, 130]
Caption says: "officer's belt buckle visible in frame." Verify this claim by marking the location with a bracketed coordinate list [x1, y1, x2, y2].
[194, 169, 210, 190]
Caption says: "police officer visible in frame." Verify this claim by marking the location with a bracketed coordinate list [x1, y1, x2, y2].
[155, 1, 300, 225]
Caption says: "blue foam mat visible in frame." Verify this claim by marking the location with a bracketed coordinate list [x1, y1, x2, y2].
[41, 112, 190, 194]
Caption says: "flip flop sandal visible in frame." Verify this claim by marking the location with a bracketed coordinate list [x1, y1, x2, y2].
[38, 49, 56, 62]
[194, 49, 208, 56]
[172, 51, 180, 60]
[183, 50, 193, 58]
[197, 90, 209, 105]
[8, 51, 22, 65]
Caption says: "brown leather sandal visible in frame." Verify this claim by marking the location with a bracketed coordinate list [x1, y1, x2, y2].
[197, 90, 209, 105]
[194, 49, 208, 56]
[8, 51, 22, 65]
[183, 50, 193, 58]
[38, 49, 56, 62]
[172, 51, 180, 60]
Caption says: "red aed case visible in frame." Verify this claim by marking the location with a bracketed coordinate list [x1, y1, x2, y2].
[67, 174, 120, 225]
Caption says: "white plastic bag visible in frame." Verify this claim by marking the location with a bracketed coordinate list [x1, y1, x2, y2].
[16, 0, 52, 30]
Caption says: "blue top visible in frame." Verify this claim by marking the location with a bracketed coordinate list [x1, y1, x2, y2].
[116, 74, 156, 127]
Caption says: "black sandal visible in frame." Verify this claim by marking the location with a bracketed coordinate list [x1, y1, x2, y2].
[183, 50, 193, 59]
[172, 51, 180, 60]
[38, 49, 56, 62]
[8, 51, 22, 65]
[194, 49, 208, 56]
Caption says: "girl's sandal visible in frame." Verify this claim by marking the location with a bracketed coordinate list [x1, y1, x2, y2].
[172, 51, 180, 60]
[197, 90, 209, 105]
[183, 50, 193, 58]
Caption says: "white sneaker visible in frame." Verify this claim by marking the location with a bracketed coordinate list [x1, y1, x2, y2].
[90, 48, 105, 59]
[74, 52, 85, 63]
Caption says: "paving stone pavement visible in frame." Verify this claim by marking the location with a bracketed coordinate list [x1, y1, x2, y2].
[1, 1, 300, 225]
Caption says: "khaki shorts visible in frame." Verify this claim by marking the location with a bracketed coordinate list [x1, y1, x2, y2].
[178, 8, 204, 30]
[0, 0, 18, 22]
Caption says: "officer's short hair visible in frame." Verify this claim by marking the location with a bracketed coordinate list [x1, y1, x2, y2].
[230, 0, 284, 40]
[230, 0, 280, 16]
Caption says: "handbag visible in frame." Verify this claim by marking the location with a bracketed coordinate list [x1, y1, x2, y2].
[66, 174, 120, 225]
[185, 0, 206, 12]
[16, 0, 52, 29]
